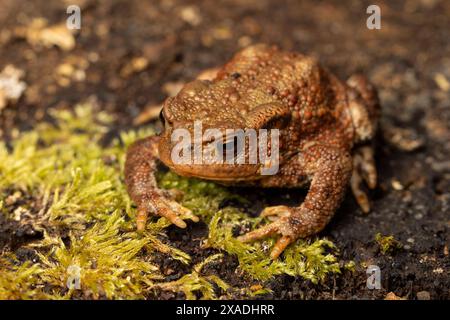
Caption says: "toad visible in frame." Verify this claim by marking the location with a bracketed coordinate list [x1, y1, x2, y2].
[125, 44, 380, 259]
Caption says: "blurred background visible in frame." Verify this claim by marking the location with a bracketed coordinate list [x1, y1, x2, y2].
[1, 0, 449, 136]
[0, 0, 449, 299]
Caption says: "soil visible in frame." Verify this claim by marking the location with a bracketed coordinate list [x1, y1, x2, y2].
[0, 0, 449, 299]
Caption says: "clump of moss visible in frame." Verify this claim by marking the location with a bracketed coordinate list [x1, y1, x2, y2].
[0, 103, 342, 300]
[158, 171, 341, 283]
[344, 260, 356, 272]
[35, 211, 163, 299]
[156, 254, 229, 300]
[0, 256, 48, 300]
[375, 233, 401, 255]
[157, 253, 272, 299]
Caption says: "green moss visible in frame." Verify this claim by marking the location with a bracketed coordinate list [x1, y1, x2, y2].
[35, 211, 162, 299]
[156, 254, 228, 300]
[344, 260, 356, 272]
[0, 103, 342, 300]
[0, 256, 48, 300]
[375, 233, 401, 254]
[159, 167, 341, 283]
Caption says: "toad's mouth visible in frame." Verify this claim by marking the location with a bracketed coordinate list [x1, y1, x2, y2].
[166, 164, 261, 182]
[158, 140, 261, 181]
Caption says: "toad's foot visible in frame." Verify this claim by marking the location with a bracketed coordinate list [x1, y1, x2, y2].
[238, 205, 295, 260]
[136, 195, 199, 232]
[260, 205, 292, 221]
[125, 136, 199, 232]
[350, 145, 377, 213]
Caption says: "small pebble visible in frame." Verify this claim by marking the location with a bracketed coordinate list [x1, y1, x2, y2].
[416, 291, 431, 300]
[391, 179, 404, 190]
[385, 292, 404, 300]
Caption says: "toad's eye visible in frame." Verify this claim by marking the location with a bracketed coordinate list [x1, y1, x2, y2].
[159, 109, 165, 127]
[219, 136, 241, 158]
[223, 139, 235, 153]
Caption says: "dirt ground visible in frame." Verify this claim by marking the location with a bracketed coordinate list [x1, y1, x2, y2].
[0, 0, 449, 299]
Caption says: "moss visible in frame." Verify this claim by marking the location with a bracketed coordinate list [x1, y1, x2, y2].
[375, 233, 401, 255]
[156, 254, 228, 300]
[35, 211, 163, 299]
[0, 256, 48, 300]
[344, 260, 356, 272]
[158, 164, 341, 283]
[0, 103, 342, 299]
[157, 254, 272, 299]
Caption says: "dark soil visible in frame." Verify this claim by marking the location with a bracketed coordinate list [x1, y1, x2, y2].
[0, 0, 449, 299]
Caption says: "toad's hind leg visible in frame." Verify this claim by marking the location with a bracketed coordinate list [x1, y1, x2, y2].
[350, 145, 377, 213]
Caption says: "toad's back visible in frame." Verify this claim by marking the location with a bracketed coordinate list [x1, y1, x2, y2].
[215, 44, 353, 147]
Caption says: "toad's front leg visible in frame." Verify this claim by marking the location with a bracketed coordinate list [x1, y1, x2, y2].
[238, 145, 352, 259]
[125, 136, 199, 231]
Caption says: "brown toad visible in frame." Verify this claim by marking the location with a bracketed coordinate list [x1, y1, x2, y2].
[125, 44, 380, 258]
